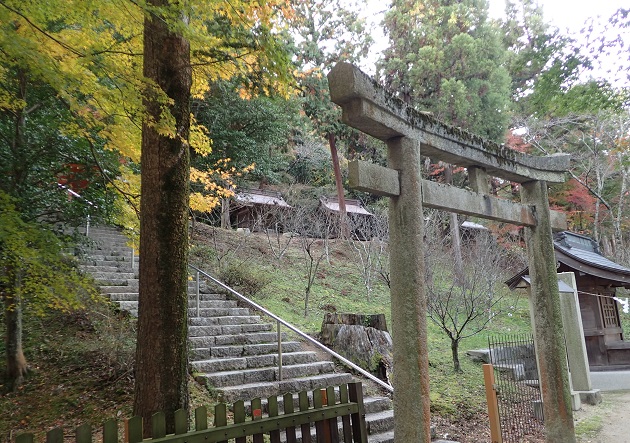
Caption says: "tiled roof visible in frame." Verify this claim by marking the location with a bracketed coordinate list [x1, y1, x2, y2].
[506, 231, 630, 289]
[235, 190, 291, 208]
[319, 197, 373, 216]
[554, 232, 630, 275]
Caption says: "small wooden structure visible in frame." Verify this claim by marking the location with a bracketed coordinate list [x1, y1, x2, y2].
[230, 189, 292, 231]
[318, 196, 375, 239]
[460, 220, 491, 246]
[507, 231, 630, 370]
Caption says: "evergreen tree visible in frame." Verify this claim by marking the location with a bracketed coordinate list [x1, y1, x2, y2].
[290, 0, 377, 158]
[378, 0, 511, 142]
[501, 1, 628, 118]
[191, 80, 298, 184]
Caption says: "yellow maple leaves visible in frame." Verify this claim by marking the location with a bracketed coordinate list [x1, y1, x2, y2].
[0, 0, 294, 227]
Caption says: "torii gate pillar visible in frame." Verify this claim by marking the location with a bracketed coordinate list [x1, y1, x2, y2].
[521, 180, 575, 439]
[328, 62, 576, 443]
[387, 137, 431, 441]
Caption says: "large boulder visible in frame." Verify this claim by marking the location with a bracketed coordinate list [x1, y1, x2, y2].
[320, 313, 393, 383]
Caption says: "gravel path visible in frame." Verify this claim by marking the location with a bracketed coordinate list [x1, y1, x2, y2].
[575, 390, 630, 443]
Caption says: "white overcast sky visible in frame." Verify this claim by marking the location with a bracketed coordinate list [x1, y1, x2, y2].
[487, 0, 625, 33]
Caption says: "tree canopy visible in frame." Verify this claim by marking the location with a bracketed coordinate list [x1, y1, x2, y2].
[378, 0, 512, 142]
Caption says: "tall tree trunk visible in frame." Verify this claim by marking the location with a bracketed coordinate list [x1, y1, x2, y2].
[4, 278, 29, 391]
[3, 70, 30, 392]
[221, 198, 231, 229]
[134, 1, 191, 434]
[614, 166, 628, 261]
[444, 165, 463, 283]
[329, 134, 349, 239]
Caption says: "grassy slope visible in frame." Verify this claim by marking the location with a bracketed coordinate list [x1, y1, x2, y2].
[189, 224, 534, 418]
[2, 222, 536, 440]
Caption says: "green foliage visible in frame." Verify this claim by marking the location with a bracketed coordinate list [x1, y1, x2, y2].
[0, 192, 97, 316]
[379, 0, 511, 142]
[287, 138, 335, 186]
[191, 80, 298, 183]
[502, 1, 629, 118]
[0, 70, 116, 224]
[218, 263, 271, 297]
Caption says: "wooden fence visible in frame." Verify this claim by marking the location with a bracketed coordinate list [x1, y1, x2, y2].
[15, 383, 368, 443]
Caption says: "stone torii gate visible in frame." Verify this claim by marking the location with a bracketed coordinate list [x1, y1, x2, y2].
[328, 63, 576, 443]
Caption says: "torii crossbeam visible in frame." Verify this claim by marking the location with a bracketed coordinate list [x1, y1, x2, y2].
[328, 62, 576, 443]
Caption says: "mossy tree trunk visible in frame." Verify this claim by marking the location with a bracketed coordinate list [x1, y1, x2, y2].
[133, 1, 191, 434]
[3, 276, 29, 391]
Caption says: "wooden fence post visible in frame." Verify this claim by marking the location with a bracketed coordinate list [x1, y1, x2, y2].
[103, 419, 118, 443]
[348, 382, 368, 443]
[483, 364, 502, 443]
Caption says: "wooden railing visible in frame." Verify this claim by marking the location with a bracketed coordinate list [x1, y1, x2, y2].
[15, 383, 368, 443]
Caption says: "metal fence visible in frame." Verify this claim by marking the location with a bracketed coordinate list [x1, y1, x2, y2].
[488, 334, 544, 442]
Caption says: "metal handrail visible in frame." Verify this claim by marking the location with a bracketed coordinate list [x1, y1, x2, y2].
[188, 263, 394, 393]
[58, 183, 97, 236]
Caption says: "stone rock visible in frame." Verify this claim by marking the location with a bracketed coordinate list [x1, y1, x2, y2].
[321, 312, 388, 331]
[320, 313, 393, 383]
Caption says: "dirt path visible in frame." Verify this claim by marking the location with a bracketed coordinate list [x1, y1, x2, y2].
[575, 390, 630, 442]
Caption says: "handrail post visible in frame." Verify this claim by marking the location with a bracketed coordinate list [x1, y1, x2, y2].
[131, 245, 135, 271]
[277, 320, 283, 381]
[196, 270, 201, 318]
[86, 214, 90, 236]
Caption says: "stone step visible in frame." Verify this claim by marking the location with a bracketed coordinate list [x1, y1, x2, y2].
[83, 255, 137, 263]
[368, 430, 395, 443]
[85, 245, 133, 253]
[187, 293, 229, 301]
[116, 301, 138, 312]
[112, 300, 225, 311]
[188, 322, 272, 337]
[191, 351, 318, 373]
[92, 271, 138, 280]
[190, 341, 303, 359]
[186, 300, 238, 310]
[365, 409, 395, 435]
[244, 387, 391, 415]
[89, 248, 133, 257]
[80, 265, 121, 273]
[99, 281, 201, 291]
[84, 226, 122, 233]
[100, 285, 139, 293]
[187, 307, 252, 318]
[107, 293, 139, 302]
[203, 361, 337, 388]
[95, 278, 138, 286]
[283, 407, 393, 443]
[188, 315, 263, 327]
[231, 393, 392, 443]
[215, 372, 355, 404]
[80, 260, 137, 270]
[189, 331, 285, 348]
[107, 293, 227, 302]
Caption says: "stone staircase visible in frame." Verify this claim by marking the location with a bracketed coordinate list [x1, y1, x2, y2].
[78, 225, 395, 443]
